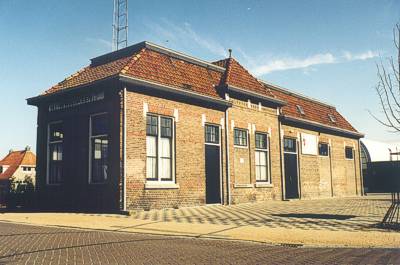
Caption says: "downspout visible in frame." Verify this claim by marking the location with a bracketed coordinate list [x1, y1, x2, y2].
[123, 87, 127, 211]
[358, 139, 364, 196]
[329, 143, 334, 197]
[225, 108, 231, 205]
[278, 108, 285, 200]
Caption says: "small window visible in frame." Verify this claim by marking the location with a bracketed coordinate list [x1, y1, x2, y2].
[205, 125, 219, 144]
[345, 146, 354, 159]
[234, 129, 248, 147]
[255, 133, 267, 149]
[328, 114, 336, 123]
[318, 143, 329, 156]
[23, 167, 32, 172]
[146, 115, 158, 136]
[283, 138, 297, 153]
[0, 166, 3, 174]
[296, 105, 305, 115]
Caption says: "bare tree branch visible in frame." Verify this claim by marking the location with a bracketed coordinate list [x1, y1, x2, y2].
[370, 23, 400, 133]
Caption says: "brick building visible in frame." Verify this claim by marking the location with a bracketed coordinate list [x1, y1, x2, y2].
[27, 41, 364, 211]
[0, 147, 36, 205]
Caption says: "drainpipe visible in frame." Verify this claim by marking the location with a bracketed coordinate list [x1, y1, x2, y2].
[225, 108, 231, 205]
[278, 108, 285, 200]
[123, 87, 127, 211]
[358, 139, 364, 196]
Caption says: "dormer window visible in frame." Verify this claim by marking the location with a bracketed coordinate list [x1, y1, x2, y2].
[328, 114, 336, 123]
[0, 165, 8, 174]
[296, 105, 305, 115]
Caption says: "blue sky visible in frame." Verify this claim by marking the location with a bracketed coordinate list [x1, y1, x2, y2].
[0, 0, 399, 157]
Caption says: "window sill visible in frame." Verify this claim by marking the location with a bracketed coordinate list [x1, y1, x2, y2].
[145, 182, 180, 189]
[234, 145, 249, 149]
[255, 183, 274, 188]
[234, 183, 254, 188]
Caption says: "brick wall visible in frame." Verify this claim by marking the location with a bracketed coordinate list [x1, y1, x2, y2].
[227, 99, 282, 204]
[281, 125, 362, 199]
[124, 89, 226, 210]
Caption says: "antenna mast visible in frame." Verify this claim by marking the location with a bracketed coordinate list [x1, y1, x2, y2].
[112, 0, 128, 51]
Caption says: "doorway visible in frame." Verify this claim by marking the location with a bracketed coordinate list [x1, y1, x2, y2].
[204, 124, 221, 204]
[283, 137, 300, 199]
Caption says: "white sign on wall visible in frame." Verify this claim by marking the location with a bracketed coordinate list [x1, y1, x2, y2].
[301, 133, 318, 155]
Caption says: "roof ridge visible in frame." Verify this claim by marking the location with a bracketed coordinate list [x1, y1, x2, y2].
[227, 58, 275, 97]
[120, 48, 147, 75]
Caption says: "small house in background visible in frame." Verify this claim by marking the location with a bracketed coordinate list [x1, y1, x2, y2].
[361, 139, 400, 193]
[0, 147, 36, 205]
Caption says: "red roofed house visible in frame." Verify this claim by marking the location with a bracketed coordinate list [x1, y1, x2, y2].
[0, 147, 36, 205]
[27, 42, 364, 212]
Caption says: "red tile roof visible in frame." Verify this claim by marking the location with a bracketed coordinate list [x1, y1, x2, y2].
[122, 49, 222, 98]
[213, 58, 274, 97]
[35, 41, 359, 135]
[0, 150, 36, 180]
[45, 48, 222, 99]
[264, 83, 357, 132]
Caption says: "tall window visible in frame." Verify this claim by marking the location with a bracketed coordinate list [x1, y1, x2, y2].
[345, 146, 354, 159]
[48, 122, 63, 185]
[146, 115, 174, 181]
[234, 128, 248, 147]
[255, 133, 269, 182]
[90, 113, 109, 184]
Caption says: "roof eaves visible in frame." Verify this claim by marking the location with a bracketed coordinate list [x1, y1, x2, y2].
[260, 79, 336, 109]
[119, 74, 232, 108]
[27, 74, 119, 105]
[281, 115, 364, 138]
[227, 85, 287, 106]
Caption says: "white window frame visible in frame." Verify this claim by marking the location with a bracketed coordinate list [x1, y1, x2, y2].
[233, 128, 249, 148]
[145, 114, 176, 185]
[88, 112, 109, 184]
[47, 120, 63, 186]
[255, 132, 271, 183]
[318, 142, 330, 157]
[204, 123, 221, 146]
[283, 137, 298, 155]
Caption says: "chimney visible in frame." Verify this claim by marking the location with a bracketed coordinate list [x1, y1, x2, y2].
[25, 146, 31, 151]
[9, 149, 13, 154]
[228, 49, 232, 58]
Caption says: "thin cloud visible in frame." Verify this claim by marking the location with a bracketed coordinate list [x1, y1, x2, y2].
[250, 50, 380, 76]
[342, 50, 379, 61]
[85, 37, 112, 48]
[145, 19, 228, 57]
[251, 53, 336, 76]
[143, 20, 379, 76]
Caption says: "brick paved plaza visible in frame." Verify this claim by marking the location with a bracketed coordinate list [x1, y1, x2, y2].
[130, 195, 391, 232]
[0, 222, 399, 265]
[0, 195, 399, 264]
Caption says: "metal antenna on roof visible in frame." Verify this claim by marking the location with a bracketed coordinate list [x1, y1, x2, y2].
[112, 0, 128, 51]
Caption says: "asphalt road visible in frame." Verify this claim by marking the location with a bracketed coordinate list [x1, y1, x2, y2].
[0, 222, 398, 265]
